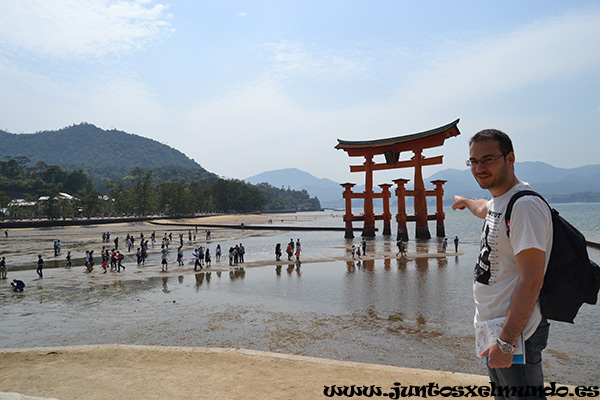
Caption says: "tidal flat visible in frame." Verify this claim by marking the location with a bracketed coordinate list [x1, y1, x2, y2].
[1, 211, 598, 386]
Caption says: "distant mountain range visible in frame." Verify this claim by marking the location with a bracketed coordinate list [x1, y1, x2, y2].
[245, 168, 343, 207]
[3, 123, 599, 206]
[246, 163, 600, 207]
[427, 162, 600, 200]
[0, 123, 217, 187]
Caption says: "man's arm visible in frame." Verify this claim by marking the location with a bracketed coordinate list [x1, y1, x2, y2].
[452, 195, 488, 219]
[481, 248, 546, 368]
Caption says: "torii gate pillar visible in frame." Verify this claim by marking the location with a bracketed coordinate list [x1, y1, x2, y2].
[412, 149, 431, 239]
[341, 183, 356, 239]
[379, 183, 393, 236]
[362, 155, 376, 238]
[393, 178, 409, 242]
[431, 179, 447, 238]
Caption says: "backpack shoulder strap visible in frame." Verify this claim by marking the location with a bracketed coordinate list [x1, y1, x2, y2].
[505, 190, 549, 237]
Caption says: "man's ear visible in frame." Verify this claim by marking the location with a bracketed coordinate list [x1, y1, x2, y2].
[506, 151, 515, 166]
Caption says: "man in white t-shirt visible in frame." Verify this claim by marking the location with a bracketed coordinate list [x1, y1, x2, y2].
[453, 129, 552, 397]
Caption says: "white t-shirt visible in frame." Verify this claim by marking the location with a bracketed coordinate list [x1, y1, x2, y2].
[473, 182, 553, 340]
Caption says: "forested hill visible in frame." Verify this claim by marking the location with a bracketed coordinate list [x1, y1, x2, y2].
[0, 123, 217, 186]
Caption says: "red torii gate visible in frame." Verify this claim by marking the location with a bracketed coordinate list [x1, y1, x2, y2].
[335, 119, 461, 240]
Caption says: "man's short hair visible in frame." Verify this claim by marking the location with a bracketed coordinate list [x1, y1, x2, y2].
[469, 129, 514, 155]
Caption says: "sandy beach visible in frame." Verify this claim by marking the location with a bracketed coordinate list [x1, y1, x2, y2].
[0, 213, 595, 399]
[0, 345, 585, 400]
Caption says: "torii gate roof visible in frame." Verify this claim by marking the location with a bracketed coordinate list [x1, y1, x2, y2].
[335, 119, 460, 157]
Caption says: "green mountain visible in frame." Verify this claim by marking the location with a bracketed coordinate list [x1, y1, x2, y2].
[1, 123, 321, 216]
[0, 123, 217, 187]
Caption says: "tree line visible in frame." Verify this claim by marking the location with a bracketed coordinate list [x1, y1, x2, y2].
[0, 157, 321, 219]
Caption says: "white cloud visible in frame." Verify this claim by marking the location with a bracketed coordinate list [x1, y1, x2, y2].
[393, 9, 600, 110]
[0, 0, 173, 59]
[258, 41, 375, 82]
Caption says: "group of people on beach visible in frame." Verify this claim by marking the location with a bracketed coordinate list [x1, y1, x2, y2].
[441, 236, 460, 253]
[278, 238, 302, 262]
[228, 243, 245, 266]
[350, 237, 367, 259]
[1, 226, 239, 292]
[53, 240, 62, 256]
[189, 246, 211, 270]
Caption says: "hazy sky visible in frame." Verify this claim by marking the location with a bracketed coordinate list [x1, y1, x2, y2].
[1, 1, 599, 184]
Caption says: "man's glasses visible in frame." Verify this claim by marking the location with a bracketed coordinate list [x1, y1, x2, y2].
[466, 154, 505, 168]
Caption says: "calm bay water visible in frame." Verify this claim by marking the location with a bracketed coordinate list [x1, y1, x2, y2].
[1, 203, 599, 384]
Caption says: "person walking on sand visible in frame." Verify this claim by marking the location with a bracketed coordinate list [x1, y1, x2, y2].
[177, 246, 184, 266]
[198, 247, 205, 269]
[161, 246, 169, 272]
[454, 236, 459, 253]
[116, 251, 124, 272]
[102, 251, 108, 273]
[233, 245, 239, 265]
[110, 249, 117, 272]
[361, 237, 366, 256]
[228, 247, 234, 266]
[396, 240, 406, 257]
[205, 248, 211, 267]
[286, 242, 293, 261]
[36, 255, 44, 278]
[193, 248, 202, 271]
[442, 238, 448, 253]
[452, 128, 552, 394]
[215, 244, 221, 263]
[84, 250, 90, 272]
[238, 243, 245, 263]
[0, 256, 7, 280]
[65, 251, 72, 268]
[275, 243, 282, 261]
[85, 250, 95, 273]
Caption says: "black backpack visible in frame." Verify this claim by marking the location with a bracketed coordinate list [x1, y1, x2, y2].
[505, 190, 600, 323]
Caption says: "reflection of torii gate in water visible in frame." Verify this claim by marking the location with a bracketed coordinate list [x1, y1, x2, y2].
[335, 119, 461, 240]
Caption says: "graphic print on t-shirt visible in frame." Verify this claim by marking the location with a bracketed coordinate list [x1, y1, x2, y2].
[474, 210, 502, 285]
[475, 224, 492, 284]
